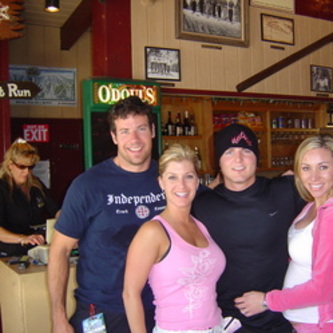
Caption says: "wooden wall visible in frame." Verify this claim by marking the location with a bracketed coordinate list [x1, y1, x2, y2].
[9, 25, 91, 119]
[8, 1, 333, 121]
[131, 1, 333, 97]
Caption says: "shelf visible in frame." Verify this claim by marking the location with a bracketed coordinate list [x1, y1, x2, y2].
[213, 127, 266, 133]
[162, 135, 202, 139]
[270, 128, 318, 132]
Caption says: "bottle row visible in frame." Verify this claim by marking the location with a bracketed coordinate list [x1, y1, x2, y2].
[272, 156, 294, 168]
[271, 116, 313, 129]
[271, 132, 313, 144]
[162, 111, 198, 136]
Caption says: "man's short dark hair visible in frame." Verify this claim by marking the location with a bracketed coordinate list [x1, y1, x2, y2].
[107, 96, 154, 133]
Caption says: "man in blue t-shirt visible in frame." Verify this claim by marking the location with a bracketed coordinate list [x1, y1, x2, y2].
[48, 96, 166, 333]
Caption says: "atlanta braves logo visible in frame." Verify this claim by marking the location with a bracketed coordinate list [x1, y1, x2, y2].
[231, 131, 252, 146]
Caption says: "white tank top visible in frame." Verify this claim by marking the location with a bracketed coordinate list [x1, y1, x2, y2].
[283, 220, 318, 323]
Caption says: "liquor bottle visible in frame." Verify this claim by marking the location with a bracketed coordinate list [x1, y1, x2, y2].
[165, 111, 175, 136]
[175, 112, 183, 136]
[183, 110, 191, 136]
[163, 141, 169, 152]
[194, 146, 202, 170]
[189, 113, 198, 136]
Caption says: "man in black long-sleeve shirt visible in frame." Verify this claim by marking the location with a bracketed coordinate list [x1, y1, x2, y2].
[192, 124, 305, 333]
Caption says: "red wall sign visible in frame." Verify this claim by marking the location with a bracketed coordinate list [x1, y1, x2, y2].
[23, 124, 50, 142]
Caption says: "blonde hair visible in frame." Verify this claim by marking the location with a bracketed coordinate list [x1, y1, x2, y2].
[158, 143, 199, 176]
[294, 134, 333, 202]
[0, 139, 43, 196]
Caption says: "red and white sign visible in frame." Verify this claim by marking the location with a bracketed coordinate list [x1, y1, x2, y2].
[23, 124, 50, 142]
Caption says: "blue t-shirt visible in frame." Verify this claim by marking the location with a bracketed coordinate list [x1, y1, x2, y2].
[55, 158, 166, 312]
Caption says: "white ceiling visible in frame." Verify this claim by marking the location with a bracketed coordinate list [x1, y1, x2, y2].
[22, 0, 83, 28]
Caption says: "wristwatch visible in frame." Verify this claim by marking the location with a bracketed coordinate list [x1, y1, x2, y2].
[262, 294, 269, 309]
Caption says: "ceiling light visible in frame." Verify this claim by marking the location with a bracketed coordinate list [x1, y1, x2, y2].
[45, 0, 60, 13]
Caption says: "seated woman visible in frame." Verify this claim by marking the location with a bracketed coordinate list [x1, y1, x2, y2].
[235, 134, 333, 333]
[0, 138, 60, 257]
[123, 143, 227, 333]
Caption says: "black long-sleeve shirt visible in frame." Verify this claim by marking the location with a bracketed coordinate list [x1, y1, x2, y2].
[192, 176, 305, 333]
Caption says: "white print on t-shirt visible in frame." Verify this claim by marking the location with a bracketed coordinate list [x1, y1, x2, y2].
[107, 192, 165, 206]
[177, 249, 217, 318]
[135, 205, 150, 219]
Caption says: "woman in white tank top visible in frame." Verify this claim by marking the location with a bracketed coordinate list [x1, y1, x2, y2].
[234, 134, 333, 333]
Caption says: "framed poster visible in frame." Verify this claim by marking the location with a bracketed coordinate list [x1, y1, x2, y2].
[310, 65, 333, 93]
[9, 65, 77, 106]
[145, 46, 181, 81]
[261, 14, 295, 45]
[250, 0, 294, 13]
[176, 0, 249, 47]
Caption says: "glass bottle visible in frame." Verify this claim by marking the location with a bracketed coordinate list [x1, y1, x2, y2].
[194, 146, 202, 170]
[183, 110, 191, 136]
[175, 112, 183, 136]
[189, 113, 198, 136]
[165, 111, 175, 136]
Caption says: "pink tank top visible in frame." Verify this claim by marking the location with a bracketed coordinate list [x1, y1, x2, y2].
[148, 215, 226, 330]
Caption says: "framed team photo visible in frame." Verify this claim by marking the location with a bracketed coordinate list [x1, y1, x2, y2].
[176, 0, 249, 47]
[145, 46, 181, 81]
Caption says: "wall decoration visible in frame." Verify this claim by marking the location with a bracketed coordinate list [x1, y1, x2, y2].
[9, 65, 77, 106]
[250, 0, 294, 13]
[0, 0, 25, 40]
[176, 0, 249, 47]
[145, 47, 181, 81]
[261, 14, 294, 45]
[310, 65, 333, 93]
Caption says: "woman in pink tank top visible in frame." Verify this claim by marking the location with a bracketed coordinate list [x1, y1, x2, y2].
[123, 144, 236, 333]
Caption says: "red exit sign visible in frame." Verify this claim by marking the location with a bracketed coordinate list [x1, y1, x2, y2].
[23, 124, 49, 142]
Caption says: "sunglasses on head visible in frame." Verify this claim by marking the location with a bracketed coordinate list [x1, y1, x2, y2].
[12, 161, 35, 170]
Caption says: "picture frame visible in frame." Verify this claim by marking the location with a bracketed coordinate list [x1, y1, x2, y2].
[145, 46, 181, 81]
[9, 65, 77, 106]
[175, 0, 249, 47]
[261, 14, 294, 45]
[250, 0, 294, 13]
[310, 65, 333, 93]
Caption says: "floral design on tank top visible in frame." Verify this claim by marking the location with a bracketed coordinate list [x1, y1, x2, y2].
[177, 249, 217, 318]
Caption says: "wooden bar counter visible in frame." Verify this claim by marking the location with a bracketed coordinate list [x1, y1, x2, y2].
[0, 258, 77, 333]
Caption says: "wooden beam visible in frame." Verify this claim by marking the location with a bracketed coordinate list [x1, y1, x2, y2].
[61, 0, 92, 50]
[236, 32, 333, 92]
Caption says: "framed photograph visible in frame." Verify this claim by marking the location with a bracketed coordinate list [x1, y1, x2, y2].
[9, 65, 77, 106]
[310, 65, 333, 93]
[175, 0, 249, 47]
[250, 0, 294, 13]
[145, 46, 181, 81]
[261, 14, 294, 45]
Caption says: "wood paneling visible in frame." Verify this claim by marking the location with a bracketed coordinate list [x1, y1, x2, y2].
[131, 1, 333, 97]
[9, 26, 91, 119]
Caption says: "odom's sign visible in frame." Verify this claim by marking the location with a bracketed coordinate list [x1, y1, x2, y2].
[0, 0, 25, 40]
[93, 81, 159, 106]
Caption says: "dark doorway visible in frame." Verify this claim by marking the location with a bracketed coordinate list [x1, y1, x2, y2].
[11, 118, 84, 206]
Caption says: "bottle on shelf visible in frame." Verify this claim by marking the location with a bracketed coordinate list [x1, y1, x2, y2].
[189, 113, 198, 136]
[183, 110, 191, 136]
[163, 141, 169, 152]
[165, 111, 175, 136]
[194, 146, 202, 170]
[175, 112, 183, 136]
